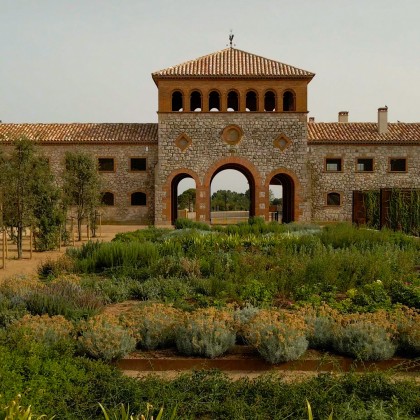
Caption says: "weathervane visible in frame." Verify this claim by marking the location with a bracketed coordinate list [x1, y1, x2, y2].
[228, 30, 235, 48]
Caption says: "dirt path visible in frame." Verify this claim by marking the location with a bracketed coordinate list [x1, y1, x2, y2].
[0, 225, 147, 281]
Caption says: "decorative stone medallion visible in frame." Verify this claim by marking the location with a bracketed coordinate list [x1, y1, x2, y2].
[273, 133, 292, 152]
[175, 133, 192, 152]
[222, 125, 243, 145]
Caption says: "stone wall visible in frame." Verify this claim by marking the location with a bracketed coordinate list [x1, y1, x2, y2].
[308, 144, 420, 221]
[1, 143, 158, 224]
[155, 112, 311, 224]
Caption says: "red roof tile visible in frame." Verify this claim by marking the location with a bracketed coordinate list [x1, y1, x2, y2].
[0, 123, 158, 144]
[153, 48, 314, 80]
[308, 123, 420, 144]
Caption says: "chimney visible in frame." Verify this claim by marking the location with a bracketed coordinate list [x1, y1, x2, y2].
[378, 106, 388, 134]
[338, 111, 348, 123]
[309, 117, 315, 123]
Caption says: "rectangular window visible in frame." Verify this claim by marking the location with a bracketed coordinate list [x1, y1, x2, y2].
[98, 158, 115, 172]
[130, 158, 147, 171]
[356, 158, 374, 172]
[389, 158, 407, 172]
[325, 158, 342, 172]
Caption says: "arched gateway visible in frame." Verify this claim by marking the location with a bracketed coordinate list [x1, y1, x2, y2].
[153, 47, 314, 225]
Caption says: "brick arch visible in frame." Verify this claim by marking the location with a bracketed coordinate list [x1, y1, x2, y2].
[163, 168, 202, 224]
[203, 157, 264, 222]
[264, 167, 303, 222]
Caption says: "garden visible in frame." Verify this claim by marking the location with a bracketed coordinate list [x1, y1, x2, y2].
[0, 220, 419, 418]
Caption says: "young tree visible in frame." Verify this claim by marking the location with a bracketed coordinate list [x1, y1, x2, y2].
[62, 151, 101, 241]
[177, 188, 196, 211]
[0, 137, 62, 258]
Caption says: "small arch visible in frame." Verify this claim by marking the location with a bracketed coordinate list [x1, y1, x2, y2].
[246, 90, 258, 112]
[190, 90, 202, 112]
[264, 90, 276, 112]
[327, 192, 341, 206]
[209, 90, 220, 111]
[131, 192, 147, 206]
[101, 192, 114, 206]
[171, 91, 183, 112]
[227, 90, 239, 111]
[283, 90, 296, 111]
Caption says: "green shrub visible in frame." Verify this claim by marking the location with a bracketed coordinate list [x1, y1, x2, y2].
[78, 313, 136, 361]
[174, 218, 211, 231]
[120, 303, 181, 350]
[135, 277, 193, 302]
[244, 310, 308, 363]
[8, 314, 75, 353]
[37, 255, 74, 279]
[24, 277, 104, 320]
[333, 312, 398, 361]
[391, 306, 420, 356]
[0, 294, 28, 327]
[176, 308, 236, 358]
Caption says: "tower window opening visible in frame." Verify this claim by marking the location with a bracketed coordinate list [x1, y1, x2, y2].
[227, 91, 239, 111]
[246, 91, 258, 111]
[283, 90, 295, 111]
[209, 91, 220, 111]
[264, 90, 276, 112]
[171, 91, 183, 112]
[190, 91, 202, 112]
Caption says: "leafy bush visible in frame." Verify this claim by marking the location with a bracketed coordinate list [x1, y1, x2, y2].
[120, 303, 181, 350]
[0, 293, 28, 327]
[391, 306, 420, 356]
[244, 310, 308, 363]
[234, 304, 260, 341]
[78, 313, 136, 361]
[8, 314, 75, 353]
[24, 277, 104, 320]
[174, 218, 211, 231]
[135, 277, 193, 302]
[37, 255, 74, 279]
[176, 308, 236, 358]
[333, 311, 398, 360]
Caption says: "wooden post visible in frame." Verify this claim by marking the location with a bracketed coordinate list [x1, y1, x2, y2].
[2, 230, 5, 269]
[86, 217, 90, 241]
[29, 227, 33, 259]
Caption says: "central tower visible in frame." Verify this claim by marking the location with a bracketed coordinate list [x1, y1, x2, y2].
[152, 46, 315, 225]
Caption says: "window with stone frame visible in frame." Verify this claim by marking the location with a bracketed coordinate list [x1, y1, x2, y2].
[326, 192, 341, 206]
[356, 158, 374, 172]
[325, 158, 342, 172]
[98, 158, 115, 172]
[130, 158, 147, 171]
[101, 192, 115, 206]
[131, 192, 147, 206]
[389, 158, 407, 172]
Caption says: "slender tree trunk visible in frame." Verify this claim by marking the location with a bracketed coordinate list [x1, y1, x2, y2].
[77, 217, 82, 241]
[17, 222, 23, 259]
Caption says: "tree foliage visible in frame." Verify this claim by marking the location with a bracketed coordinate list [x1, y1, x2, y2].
[0, 137, 63, 257]
[177, 188, 196, 211]
[62, 151, 101, 241]
[211, 189, 250, 211]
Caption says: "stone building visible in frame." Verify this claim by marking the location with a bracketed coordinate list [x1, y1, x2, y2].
[1, 46, 419, 225]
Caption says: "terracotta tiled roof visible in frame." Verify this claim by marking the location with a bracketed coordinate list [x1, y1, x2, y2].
[153, 48, 314, 80]
[308, 123, 420, 144]
[0, 123, 158, 144]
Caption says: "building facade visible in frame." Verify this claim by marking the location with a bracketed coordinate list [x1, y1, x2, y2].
[1, 47, 419, 225]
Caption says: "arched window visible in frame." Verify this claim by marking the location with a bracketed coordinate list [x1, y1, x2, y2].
[227, 90, 239, 111]
[283, 90, 295, 111]
[209, 90, 220, 111]
[171, 91, 183, 112]
[327, 192, 341, 206]
[131, 192, 147, 206]
[246, 91, 258, 111]
[101, 192, 114, 206]
[190, 91, 202, 112]
[264, 90, 276, 111]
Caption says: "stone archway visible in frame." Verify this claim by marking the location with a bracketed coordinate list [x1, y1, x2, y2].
[265, 169, 302, 223]
[203, 157, 263, 223]
[164, 169, 201, 225]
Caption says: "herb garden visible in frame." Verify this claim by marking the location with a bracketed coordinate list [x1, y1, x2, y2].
[0, 220, 419, 418]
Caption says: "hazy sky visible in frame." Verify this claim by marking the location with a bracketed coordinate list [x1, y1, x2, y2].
[1, 0, 419, 193]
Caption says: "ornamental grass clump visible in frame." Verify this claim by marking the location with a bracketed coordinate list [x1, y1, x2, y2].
[8, 314, 75, 351]
[333, 311, 398, 361]
[78, 313, 136, 361]
[390, 306, 420, 356]
[176, 308, 236, 358]
[120, 303, 181, 350]
[300, 304, 339, 351]
[244, 309, 308, 364]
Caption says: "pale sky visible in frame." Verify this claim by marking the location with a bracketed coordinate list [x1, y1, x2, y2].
[1, 0, 419, 193]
